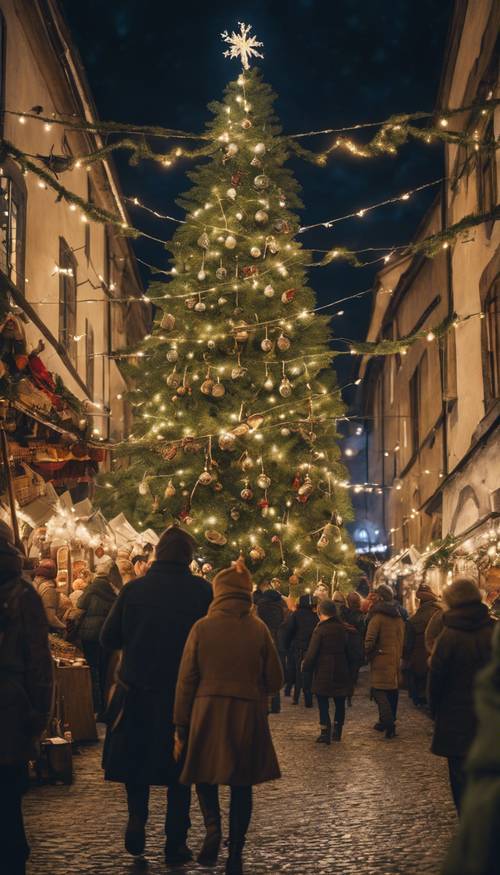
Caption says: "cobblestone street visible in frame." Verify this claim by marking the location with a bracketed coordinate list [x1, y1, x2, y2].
[25, 672, 457, 875]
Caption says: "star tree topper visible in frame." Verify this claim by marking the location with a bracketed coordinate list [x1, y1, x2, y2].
[221, 22, 264, 70]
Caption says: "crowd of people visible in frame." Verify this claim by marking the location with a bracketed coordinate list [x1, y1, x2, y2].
[0, 517, 499, 875]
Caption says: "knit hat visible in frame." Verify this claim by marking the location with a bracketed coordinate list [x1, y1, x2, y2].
[376, 583, 394, 602]
[213, 559, 253, 598]
[156, 525, 197, 564]
[444, 576, 482, 609]
[34, 558, 57, 580]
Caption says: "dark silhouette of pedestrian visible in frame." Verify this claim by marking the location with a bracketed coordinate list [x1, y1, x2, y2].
[442, 624, 500, 874]
[100, 526, 212, 866]
[255, 580, 287, 713]
[365, 584, 405, 738]
[174, 559, 282, 875]
[77, 557, 121, 716]
[428, 576, 494, 813]
[302, 598, 352, 744]
[0, 522, 53, 875]
[282, 593, 318, 706]
[343, 590, 366, 702]
[404, 583, 441, 706]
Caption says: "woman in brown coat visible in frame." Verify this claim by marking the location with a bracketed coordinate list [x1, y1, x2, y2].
[365, 584, 405, 738]
[302, 598, 352, 744]
[174, 560, 282, 875]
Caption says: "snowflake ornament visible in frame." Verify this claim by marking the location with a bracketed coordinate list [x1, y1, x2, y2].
[221, 22, 264, 70]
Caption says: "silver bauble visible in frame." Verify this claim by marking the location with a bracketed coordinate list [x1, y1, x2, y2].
[250, 246, 261, 258]
[254, 142, 266, 156]
[226, 187, 237, 200]
[279, 377, 292, 397]
[255, 209, 268, 224]
[254, 174, 269, 190]
[261, 338, 273, 352]
[225, 235, 237, 250]
[263, 284, 275, 298]
[257, 473, 271, 489]
[166, 349, 178, 363]
[226, 143, 238, 157]
[194, 300, 206, 312]
[216, 266, 227, 280]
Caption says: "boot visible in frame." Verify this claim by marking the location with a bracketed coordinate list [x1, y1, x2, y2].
[316, 725, 331, 745]
[197, 791, 222, 866]
[385, 723, 396, 739]
[124, 815, 146, 856]
[332, 722, 343, 742]
[164, 843, 193, 866]
[373, 722, 384, 732]
[225, 847, 244, 875]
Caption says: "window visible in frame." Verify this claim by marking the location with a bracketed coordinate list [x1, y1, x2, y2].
[84, 178, 94, 261]
[484, 280, 499, 405]
[477, 118, 497, 238]
[58, 238, 77, 363]
[0, 165, 26, 289]
[0, 12, 5, 135]
[85, 318, 94, 398]
[409, 366, 420, 457]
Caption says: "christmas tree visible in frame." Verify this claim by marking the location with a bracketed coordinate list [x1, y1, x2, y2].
[104, 25, 357, 591]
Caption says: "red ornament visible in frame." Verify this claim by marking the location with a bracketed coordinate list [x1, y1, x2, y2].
[297, 494, 309, 504]
[243, 265, 259, 278]
[231, 172, 243, 187]
[271, 535, 281, 544]
[257, 498, 269, 509]
[281, 288, 297, 304]
[292, 474, 301, 491]
[179, 507, 190, 521]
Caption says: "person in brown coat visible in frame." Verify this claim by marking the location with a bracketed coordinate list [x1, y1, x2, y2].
[33, 559, 66, 632]
[302, 598, 352, 744]
[174, 560, 282, 875]
[428, 576, 494, 812]
[365, 584, 405, 738]
[404, 583, 441, 706]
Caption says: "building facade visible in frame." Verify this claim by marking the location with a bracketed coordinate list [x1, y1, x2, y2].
[360, 0, 499, 577]
[0, 0, 147, 497]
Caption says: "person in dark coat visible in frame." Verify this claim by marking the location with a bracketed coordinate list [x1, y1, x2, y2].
[256, 581, 287, 713]
[174, 560, 282, 875]
[343, 591, 365, 700]
[442, 624, 500, 875]
[428, 576, 494, 813]
[404, 583, 441, 706]
[282, 594, 318, 706]
[365, 584, 405, 738]
[77, 557, 121, 715]
[100, 526, 212, 866]
[0, 522, 53, 875]
[302, 598, 352, 743]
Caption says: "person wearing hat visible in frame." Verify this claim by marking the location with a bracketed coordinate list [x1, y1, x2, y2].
[403, 583, 441, 706]
[282, 593, 318, 706]
[428, 576, 494, 812]
[33, 558, 66, 633]
[100, 525, 212, 867]
[0, 521, 53, 875]
[365, 584, 405, 738]
[174, 559, 282, 875]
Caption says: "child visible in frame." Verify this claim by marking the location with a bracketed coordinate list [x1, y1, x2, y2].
[302, 598, 352, 744]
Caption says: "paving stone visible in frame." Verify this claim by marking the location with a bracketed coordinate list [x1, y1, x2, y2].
[25, 670, 457, 874]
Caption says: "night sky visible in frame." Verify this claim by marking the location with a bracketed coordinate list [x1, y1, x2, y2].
[61, 0, 454, 387]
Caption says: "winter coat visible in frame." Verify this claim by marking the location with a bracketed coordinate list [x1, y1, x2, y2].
[174, 592, 282, 786]
[365, 601, 405, 690]
[428, 602, 494, 758]
[282, 599, 318, 656]
[0, 549, 53, 764]
[442, 625, 500, 875]
[100, 560, 212, 785]
[34, 577, 66, 632]
[302, 616, 352, 697]
[77, 575, 117, 642]
[256, 588, 287, 645]
[425, 608, 444, 656]
[343, 607, 365, 671]
[404, 595, 441, 676]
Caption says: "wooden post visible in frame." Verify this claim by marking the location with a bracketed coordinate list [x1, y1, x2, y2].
[0, 425, 22, 549]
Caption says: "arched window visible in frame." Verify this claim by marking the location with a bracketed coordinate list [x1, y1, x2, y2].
[484, 279, 499, 405]
[58, 238, 77, 363]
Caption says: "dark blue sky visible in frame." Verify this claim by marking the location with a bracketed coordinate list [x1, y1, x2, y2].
[62, 0, 454, 383]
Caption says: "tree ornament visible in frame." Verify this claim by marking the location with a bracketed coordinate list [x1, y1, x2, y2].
[263, 283, 275, 298]
[257, 473, 271, 490]
[164, 479, 176, 498]
[205, 529, 227, 546]
[201, 562, 213, 574]
[266, 235, 279, 254]
[194, 299, 207, 312]
[161, 445, 177, 461]
[225, 235, 237, 249]
[226, 187, 237, 200]
[264, 375, 274, 391]
[138, 478, 149, 496]
[166, 348, 178, 363]
[250, 156, 262, 169]
[279, 377, 292, 397]
[240, 485, 253, 501]
[280, 427, 290, 437]
[253, 142, 266, 156]
[298, 476, 314, 497]
[250, 246, 261, 259]
[230, 507, 240, 521]
[274, 219, 291, 233]
[176, 384, 188, 397]
[216, 266, 227, 280]
[161, 313, 176, 331]
[281, 288, 296, 304]
[211, 379, 225, 398]
[197, 269, 207, 282]
[218, 296, 228, 306]
[197, 231, 210, 249]
[332, 511, 343, 527]
[241, 454, 254, 471]
[231, 363, 246, 379]
[249, 545, 265, 562]
[185, 296, 197, 310]
[231, 171, 243, 186]
[198, 470, 213, 486]
[213, 481, 223, 493]
[232, 423, 250, 437]
[317, 534, 329, 549]
[226, 143, 238, 157]
[235, 323, 250, 342]
[277, 333, 291, 351]
[200, 377, 214, 395]
[207, 339, 216, 350]
[241, 118, 252, 129]
[166, 369, 180, 388]
[255, 209, 268, 224]
[254, 174, 269, 190]
[219, 432, 236, 451]
[243, 265, 259, 278]
[247, 413, 264, 430]
[261, 335, 273, 353]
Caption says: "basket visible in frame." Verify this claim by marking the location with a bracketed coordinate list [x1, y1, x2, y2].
[12, 462, 47, 507]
